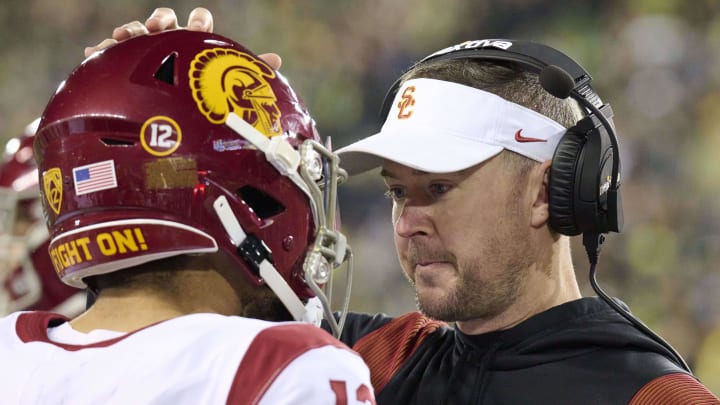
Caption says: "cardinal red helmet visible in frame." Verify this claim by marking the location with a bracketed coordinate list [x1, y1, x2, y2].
[1, 120, 84, 316]
[34, 30, 351, 334]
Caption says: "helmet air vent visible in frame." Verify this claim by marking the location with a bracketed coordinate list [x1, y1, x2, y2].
[238, 186, 285, 220]
[154, 53, 177, 85]
[100, 137, 135, 147]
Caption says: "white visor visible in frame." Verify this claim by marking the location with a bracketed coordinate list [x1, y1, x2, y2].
[337, 78, 566, 174]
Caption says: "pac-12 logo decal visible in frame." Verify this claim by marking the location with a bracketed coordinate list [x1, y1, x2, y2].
[189, 48, 282, 137]
[42, 168, 63, 215]
[397, 86, 416, 119]
[140, 116, 182, 156]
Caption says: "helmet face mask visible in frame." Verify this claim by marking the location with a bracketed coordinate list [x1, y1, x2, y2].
[0, 185, 44, 308]
[35, 30, 351, 333]
[1, 120, 82, 316]
[0, 184, 43, 315]
[1, 121, 44, 314]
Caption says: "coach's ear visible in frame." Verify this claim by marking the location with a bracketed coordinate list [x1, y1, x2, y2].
[530, 160, 552, 228]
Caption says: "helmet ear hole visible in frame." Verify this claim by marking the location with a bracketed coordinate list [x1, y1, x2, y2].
[237, 186, 285, 220]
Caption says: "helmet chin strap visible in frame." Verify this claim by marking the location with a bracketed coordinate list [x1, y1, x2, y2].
[212, 196, 323, 327]
[221, 112, 351, 337]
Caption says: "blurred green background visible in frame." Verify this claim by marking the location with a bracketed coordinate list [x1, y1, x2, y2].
[1, 0, 718, 389]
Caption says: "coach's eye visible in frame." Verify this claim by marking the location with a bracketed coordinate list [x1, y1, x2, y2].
[384, 187, 407, 202]
[429, 183, 452, 196]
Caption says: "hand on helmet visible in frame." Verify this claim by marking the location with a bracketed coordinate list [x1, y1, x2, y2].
[83, 7, 282, 69]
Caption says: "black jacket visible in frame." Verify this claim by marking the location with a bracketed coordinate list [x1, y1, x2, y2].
[328, 297, 690, 404]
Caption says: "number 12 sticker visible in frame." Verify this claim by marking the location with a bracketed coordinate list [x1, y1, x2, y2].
[140, 116, 182, 156]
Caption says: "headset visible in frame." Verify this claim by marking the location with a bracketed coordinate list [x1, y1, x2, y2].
[380, 39, 691, 373]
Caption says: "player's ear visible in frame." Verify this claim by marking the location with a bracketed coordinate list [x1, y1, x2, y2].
[530, 160, 552, 228]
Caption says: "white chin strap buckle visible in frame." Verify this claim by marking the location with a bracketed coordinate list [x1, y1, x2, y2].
[213, 195, 322, 326]
[301, 297, 323, 326]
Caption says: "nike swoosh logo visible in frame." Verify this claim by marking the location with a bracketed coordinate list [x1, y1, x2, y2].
[514, 129, 547, 143]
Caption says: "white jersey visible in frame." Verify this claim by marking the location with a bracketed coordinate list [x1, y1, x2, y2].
[0, 311, 375, 405]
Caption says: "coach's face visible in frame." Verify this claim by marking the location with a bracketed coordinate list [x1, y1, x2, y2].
[382, 154, 545, 325]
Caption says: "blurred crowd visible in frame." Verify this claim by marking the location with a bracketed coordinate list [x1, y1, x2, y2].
[1, 0, 718, 390]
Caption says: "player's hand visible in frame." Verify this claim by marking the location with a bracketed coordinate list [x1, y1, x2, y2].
[83, 7, 281, 70]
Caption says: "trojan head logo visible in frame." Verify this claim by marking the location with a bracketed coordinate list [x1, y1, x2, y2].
[189, 48, 282, 137]
[42, 168, 62, 215]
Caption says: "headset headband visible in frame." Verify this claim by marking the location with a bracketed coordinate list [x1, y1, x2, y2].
[381, 39, 602, 117]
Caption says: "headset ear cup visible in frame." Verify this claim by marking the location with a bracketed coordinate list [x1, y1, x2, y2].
[548, 130, 585, 236]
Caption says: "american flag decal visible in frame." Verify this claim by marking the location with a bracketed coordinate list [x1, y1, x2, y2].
[72, 160, 118, 195]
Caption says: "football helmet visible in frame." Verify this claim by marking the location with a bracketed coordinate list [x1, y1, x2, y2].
[34, 30, 351, 335]
[0, 119, 85, 316]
